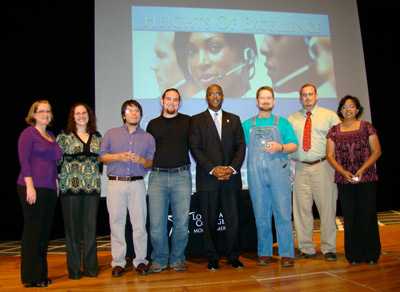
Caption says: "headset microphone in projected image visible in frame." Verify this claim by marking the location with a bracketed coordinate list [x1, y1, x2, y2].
[273, 37, 317, 89]
[186, 47, 256, 96]
[217, 47, 256, 80]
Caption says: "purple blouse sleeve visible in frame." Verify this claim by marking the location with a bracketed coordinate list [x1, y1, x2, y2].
[365, 122, 377, 136]
[18, 128, 34, 178]
[326, 124, 338, 141]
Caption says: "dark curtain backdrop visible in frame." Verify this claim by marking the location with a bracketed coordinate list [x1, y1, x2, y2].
[3, 0, 395, 241]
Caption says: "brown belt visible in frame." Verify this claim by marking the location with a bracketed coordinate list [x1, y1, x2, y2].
[299, 157, 326, 165]
[108, 175, 143, 182]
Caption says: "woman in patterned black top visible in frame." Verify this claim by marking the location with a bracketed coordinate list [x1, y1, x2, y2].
[326, 95, 382, 266]
[57, 103, 102, 279]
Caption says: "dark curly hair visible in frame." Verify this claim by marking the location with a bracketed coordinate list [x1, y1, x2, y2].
[66, 103, 97, 134]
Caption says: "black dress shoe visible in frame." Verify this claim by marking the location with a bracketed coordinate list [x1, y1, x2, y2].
[324, 252, 337, 261]
[24, 281, 47, 288]
[207, 260, 219, 271]
[68, 274, 82, 280]
[83, 272, 97, 278]
[365, 259, 378, 265]
[227, 258, 244, 269]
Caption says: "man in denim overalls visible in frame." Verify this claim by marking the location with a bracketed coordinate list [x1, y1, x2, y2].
[242, 86, 299, 267]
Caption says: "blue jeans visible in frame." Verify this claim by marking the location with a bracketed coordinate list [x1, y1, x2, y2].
[247, 124, 294, 258]
[148, 168, 192, 267]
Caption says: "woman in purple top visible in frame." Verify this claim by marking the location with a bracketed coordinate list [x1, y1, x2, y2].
[17, 100, 62, 288]
[326, 95, 382, 266]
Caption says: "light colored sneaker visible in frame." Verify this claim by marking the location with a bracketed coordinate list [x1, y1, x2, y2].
[148, 263, 167, 273]
[171, 262, 187, 271]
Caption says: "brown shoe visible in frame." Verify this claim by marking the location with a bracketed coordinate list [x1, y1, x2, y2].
[111, 265, 125, 277]
[136, 263, 149, 276]
[294, 251, 317, 260]
[281, 257, 294, 267]
[257, 256, 271, 266]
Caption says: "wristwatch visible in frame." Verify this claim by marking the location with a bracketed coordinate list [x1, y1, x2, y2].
[281, 144, 285, 152]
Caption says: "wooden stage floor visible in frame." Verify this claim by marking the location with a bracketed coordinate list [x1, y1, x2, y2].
[1, 219, 400, 291]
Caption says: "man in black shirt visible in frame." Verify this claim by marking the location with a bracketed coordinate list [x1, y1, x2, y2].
[146, 88, 192, 273]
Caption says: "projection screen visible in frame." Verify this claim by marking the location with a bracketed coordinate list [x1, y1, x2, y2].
[95, 0, 370, 196]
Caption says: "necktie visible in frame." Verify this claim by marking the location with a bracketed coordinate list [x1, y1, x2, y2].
[214, 112, 221, 139]
[303, 111, 312, 152]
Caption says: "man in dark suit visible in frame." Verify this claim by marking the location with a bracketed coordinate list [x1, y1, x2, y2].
[189, 84, 246, 270]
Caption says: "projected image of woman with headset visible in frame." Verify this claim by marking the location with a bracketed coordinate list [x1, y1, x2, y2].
[174, 32, 257, 98]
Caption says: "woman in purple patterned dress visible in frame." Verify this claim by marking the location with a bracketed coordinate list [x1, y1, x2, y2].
[326, 95, 382, 266]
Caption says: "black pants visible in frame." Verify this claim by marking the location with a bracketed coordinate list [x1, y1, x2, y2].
[197, 188, 241, 261]
[17, 185, 57, 284]
[338, 182, 381, 263]
[60, 195, 100, 279]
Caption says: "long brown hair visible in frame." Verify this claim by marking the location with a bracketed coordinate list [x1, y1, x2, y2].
[66, 103, 97, 134]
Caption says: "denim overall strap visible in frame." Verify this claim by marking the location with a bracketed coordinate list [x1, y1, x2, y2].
[248, 116, 284, 165]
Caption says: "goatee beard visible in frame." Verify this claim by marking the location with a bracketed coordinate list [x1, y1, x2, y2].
[259, 105, 273, 112]
[165, 108, 177, 115]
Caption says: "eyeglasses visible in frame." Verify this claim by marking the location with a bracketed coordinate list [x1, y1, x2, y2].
[124, 109, 139, 114]
[301, 92, 315, 97]
[35, 110, 52, 115]
[208, 92, 222, 97]
[342, 104, 356, 109]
